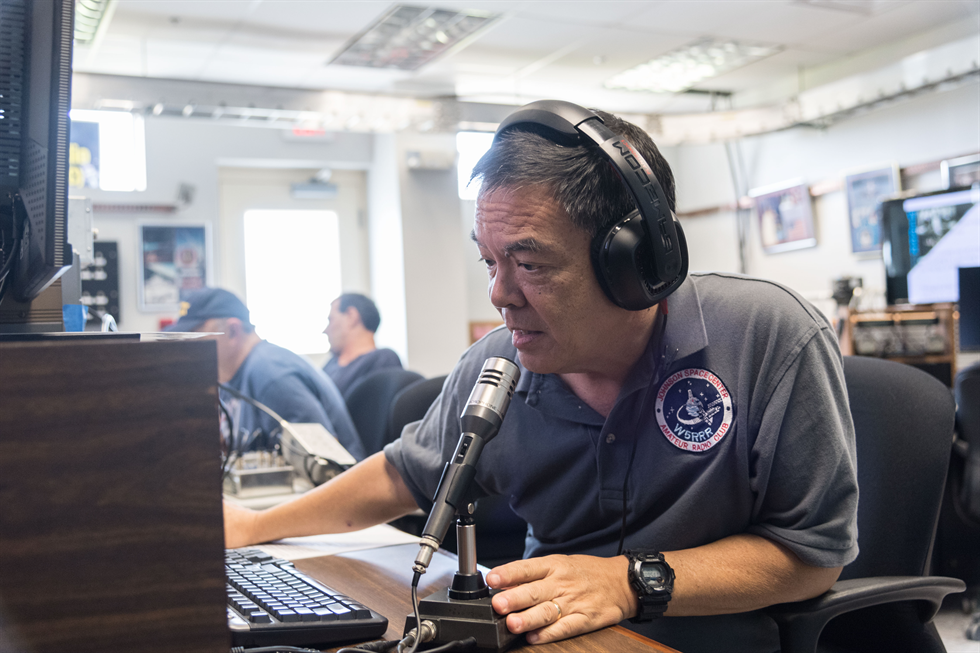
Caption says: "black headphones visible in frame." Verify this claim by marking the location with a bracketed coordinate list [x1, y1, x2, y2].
[493, 100, 689, 311]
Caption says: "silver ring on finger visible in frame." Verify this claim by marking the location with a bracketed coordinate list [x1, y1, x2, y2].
[550, 600, 562, 622]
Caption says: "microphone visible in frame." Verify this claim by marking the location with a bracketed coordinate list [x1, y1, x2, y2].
[413, 356, 520, 574]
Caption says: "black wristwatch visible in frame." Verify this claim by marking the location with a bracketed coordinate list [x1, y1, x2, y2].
[624, 550, 674, 622]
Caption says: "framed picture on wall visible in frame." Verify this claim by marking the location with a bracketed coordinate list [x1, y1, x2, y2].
[749, 179, 817, 254]
[138, 223, 212, 312]
[941, 153, 980, 189]
[844, 164, 901, 255]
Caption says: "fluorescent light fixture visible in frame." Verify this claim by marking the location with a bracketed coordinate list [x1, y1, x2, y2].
[74, 0, 114, 43]
[795, 0, 883, 15]
[605, 38, 782, 93]
[330, 5, 498, 70]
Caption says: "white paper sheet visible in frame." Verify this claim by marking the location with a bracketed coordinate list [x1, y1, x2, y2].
[253, 524, 419, 561]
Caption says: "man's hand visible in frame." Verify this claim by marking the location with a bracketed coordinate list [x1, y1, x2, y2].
[223, 501, 260, 549]
[486, 554, 637, 645]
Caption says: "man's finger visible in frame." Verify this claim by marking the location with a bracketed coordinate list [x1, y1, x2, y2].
[502, 598, 564, 634]
[525, 613, 591, 645]
[486, 557, 551, 590]
[491, 579, 558, 615]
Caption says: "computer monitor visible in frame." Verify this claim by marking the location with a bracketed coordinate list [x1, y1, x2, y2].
[959, 267, 980, 352]
[0, 0, 74, 307]
[881, 186, 980, 305]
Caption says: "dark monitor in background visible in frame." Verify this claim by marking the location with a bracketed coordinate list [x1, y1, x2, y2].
[881, 187, 980, 305]
[0, 0, 74, 319]
[959, 267, 980, 352]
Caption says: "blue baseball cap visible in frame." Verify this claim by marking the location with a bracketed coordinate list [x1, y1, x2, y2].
[166, 288, 252, 332]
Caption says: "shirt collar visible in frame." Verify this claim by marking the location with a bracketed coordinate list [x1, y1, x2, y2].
[661, 274, 709, 363]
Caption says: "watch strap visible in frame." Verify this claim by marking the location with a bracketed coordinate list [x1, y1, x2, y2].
[624, 550, 674, 623]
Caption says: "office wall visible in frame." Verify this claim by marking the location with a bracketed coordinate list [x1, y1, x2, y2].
[74, 117, 374, 334]
[674, 80, 980, 316]
[382, 133, 470, 378]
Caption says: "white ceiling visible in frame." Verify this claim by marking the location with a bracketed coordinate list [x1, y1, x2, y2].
[73, 0, 980, 115]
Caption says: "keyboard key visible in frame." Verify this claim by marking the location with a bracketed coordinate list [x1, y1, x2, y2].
[249, 611, 272, 624]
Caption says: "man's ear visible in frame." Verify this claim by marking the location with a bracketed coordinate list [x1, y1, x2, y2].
[224, 318, 244, 339]
[346, 307, 363, 329]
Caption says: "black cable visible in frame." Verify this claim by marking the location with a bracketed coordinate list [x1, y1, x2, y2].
[336, 640, 400, 652]
[617, 308, 669, 557]
[401, 571, 424, 653]
[230, 646, 323, 653]
[0, 193, 26, 305]
[420, 638, 477, 652]
[220, 382, 287, 424]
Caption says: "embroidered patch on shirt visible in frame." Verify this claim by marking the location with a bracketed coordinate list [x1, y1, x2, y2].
[655, 368, 734, 452]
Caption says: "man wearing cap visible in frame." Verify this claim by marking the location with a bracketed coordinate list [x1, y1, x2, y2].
[171, 288, 366, 460]
[223, 106, 856, 653]
[323, 293, 403, 396]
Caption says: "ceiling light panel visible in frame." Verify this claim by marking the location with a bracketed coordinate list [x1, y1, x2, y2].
[330, 5, 498, 71]
[74, 0, 113, 43]
[605, 38, 782, 93]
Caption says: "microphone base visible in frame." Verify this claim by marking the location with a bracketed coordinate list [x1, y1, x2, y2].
[404, 588, 520, 653]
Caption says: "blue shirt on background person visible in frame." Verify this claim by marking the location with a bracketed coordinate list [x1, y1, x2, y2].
[167, 287, 365, 460]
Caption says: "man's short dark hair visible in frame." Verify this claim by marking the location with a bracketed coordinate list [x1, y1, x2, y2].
[337, 293, 381, 332]
[470, 110, 675, 239]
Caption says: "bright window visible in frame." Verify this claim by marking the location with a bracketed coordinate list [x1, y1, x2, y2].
[456, 131, 494, 200]
[243, 210, 341, 355]
[69, 110, 147, 191]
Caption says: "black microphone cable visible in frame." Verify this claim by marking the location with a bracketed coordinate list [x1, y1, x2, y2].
[617, 306, 669, 556]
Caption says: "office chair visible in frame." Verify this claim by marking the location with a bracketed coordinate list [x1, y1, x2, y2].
[766, 356, 965, 653]
[387, 375, 529, 567]
[387, 375, 448, 444]
[344, 368, 424, 456]
[951, 362, 980, 640]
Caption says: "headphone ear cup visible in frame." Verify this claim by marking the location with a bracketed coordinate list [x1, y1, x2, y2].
[592, 212, 689, 311]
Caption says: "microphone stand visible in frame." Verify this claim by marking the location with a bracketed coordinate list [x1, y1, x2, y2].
[405, 501, 519, 652]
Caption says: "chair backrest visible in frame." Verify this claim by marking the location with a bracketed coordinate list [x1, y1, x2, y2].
[388, 375, 448, 443]
[344, 368, 424, 456]
[840, 356, 956, 581]
[955, 362, 980, 446]
[954, 362, 980, 521]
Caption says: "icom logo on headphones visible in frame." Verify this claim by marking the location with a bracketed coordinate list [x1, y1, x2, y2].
[655, 368, 734, 452]
[612, 140, 658, 206]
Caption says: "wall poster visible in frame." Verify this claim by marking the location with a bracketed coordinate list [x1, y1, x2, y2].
[749, 179, 817, 254]
[844, 164, 901, 255]
[138, 223, 211, 311]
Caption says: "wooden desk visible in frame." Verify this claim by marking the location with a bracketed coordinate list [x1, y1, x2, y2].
[294, 543, 679, 653]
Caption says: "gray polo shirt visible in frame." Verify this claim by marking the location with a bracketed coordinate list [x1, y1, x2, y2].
[385, 272, 858, 652]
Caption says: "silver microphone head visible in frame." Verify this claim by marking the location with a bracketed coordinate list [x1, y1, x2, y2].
[460, 357, 520, 441]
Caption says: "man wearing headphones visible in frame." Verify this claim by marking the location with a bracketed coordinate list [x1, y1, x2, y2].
[224, 102, 857, 653]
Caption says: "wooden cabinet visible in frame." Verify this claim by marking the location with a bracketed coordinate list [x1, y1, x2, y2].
[0, 337, 228, 652]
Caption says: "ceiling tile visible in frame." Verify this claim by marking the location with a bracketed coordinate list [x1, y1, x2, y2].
[795, 0, 979, 53]
[246, 0, 390, 35]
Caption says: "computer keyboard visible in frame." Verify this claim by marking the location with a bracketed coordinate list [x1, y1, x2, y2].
[226, 548, 388, 647]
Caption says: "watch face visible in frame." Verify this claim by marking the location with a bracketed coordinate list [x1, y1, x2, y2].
[641, 565, 663, 583]
[639, 562, 669, 591]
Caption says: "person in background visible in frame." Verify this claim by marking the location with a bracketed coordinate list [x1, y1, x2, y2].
[323, 293, 403, 396]
[170, 287, 366, 460]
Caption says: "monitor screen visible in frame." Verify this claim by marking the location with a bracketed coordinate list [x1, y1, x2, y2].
[959, 267, 980, 352]
[0, 0, 74, 307]
[881, 187, 980, 305]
